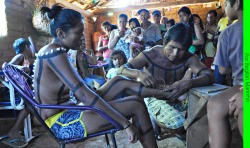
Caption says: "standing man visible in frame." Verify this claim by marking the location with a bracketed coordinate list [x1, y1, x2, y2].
[204, 10, 218, 70]
[138, 9, 162, 46]
[152, 10, 166, 37]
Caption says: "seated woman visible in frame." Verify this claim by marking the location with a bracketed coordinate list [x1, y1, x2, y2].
[34, 4, 159, 147]
[8, 38, 35, 73]
[1, 38, 36, 147]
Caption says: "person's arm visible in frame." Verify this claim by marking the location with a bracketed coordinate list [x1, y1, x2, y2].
[193, 23, 205, 46]
[128, 44, 134, 62]
[47, 50, 132, 130]
[218, 66, 232, 75]
[76, 50, 86, 78]
[187, 55, 214, 87]
[117, 51, 156, 87]
[97, 36, 108, 52]
[108, 30, 120, 50]
[84, 49, 97, 65]
[8, 54, 30, 73]
[213, 29, 231, 75]
[9, 54, 24, 65]
[165, 55, 214, 100]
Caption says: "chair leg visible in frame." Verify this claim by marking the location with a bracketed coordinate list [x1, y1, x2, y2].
[105, 134, 111, 148]
[60, 143, 65, 148]
[110, 133, 117, 148]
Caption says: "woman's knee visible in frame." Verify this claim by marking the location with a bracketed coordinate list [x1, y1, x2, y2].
[207, 96, 228, 117]
[126, 96, 146, 112]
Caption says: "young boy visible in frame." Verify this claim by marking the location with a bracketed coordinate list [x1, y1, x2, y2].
[207, 0, 243, 147]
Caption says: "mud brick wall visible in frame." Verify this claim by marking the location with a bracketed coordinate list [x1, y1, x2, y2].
[0, 0, 51, 66]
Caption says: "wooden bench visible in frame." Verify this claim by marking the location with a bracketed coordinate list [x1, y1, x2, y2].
[185, 84, 229, 148]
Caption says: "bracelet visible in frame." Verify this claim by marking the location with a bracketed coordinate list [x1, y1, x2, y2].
[120, 67, 125, 75]
[124, 123, 131, 130]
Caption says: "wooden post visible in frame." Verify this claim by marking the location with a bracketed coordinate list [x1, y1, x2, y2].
[28, 36, 38, 57]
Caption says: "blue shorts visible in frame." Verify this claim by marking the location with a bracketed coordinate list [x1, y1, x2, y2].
[45, 110, 87, 140]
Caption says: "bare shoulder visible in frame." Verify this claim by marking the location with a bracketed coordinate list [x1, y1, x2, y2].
[143, 45, 163, 58]
[37, 44, 66, 56]
[186, 54, 200, 64]
[186, 54, 208, 73]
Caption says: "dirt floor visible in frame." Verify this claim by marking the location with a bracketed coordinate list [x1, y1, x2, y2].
[28, 127, 185, 148]
[0, 116, 242, 148]
[0, 118, 186, 148]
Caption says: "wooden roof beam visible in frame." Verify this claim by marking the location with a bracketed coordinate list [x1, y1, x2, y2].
[93, 0, 218, 14]
[55, 0, 93, 17]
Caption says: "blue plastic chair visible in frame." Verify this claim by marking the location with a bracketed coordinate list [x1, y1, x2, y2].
[2, 63, 123, 148]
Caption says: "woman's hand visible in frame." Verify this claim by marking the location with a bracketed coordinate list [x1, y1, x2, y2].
[125, 124, 139, 143]
[164, 79, 192, 100]
[138, 71, 156, 88]
[118, 29, 125, 37]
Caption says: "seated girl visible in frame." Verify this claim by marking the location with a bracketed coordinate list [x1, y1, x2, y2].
[106, 50, 127, 80]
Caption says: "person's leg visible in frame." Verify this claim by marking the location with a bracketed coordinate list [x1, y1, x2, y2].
[238, 110, 243, 136]
[207, 86, 241, 148]
[8, 108, 30, 139]
[82, 96, 157, 148]
[96, 76, 169, 101]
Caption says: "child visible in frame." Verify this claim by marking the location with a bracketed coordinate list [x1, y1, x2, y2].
[125, 18, 144, 61]
[97, 21, 113, 68]
[106, 50, 127, 80]
[207, 0, 243, 147]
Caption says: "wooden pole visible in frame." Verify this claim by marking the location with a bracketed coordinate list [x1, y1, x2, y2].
[55, 0, 93, 18]
[28, 36, 38, 57]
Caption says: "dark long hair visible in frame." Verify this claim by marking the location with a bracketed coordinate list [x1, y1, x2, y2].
[40, 4, 83, 37]
[129, 18, 140, 28]
[110, 50, 127, 68]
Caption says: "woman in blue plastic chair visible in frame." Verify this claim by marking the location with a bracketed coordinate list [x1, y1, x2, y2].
[32, 4, 158, 147]
[1, 38, 35, 147]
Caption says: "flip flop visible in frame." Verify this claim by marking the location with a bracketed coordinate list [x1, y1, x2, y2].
[0, 135, 8, 141]
[2, 137, 28, 148]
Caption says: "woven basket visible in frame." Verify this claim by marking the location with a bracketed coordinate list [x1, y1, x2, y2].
[32, 7, 51, 36]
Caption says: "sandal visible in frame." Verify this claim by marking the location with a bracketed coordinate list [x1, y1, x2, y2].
[2, 136, 28, 148]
